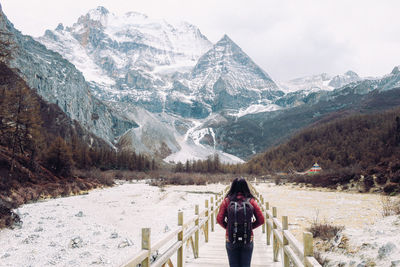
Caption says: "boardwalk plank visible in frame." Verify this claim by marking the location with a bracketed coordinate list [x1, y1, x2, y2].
[185, 227, 281, 267]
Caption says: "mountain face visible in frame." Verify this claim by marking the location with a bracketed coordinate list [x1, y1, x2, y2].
[38, 6, 213, 116]
[188, 35, 282, 112]
[0, 62, 110, 150]
[0, 6, 135, 145]
[38, 7, 283, 119]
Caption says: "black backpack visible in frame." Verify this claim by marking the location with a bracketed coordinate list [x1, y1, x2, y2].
[227, 197, 254, 244]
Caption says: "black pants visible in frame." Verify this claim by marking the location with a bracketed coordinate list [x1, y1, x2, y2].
[226, 241, 254, 267]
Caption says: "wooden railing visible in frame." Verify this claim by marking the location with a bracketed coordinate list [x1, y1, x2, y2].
[248, 183, 322, 267]
[119, 186, 230, 267]
[121, 182, 321, 267]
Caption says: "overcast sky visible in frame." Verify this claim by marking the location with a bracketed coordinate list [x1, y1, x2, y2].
[1, 0, 400, 81]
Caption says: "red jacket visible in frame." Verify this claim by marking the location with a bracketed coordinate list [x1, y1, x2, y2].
[217, 194, 265, 241]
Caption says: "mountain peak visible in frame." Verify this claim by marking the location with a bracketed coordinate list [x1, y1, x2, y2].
[221, 34, 231, 41]
[391, 66, 400, 75]
[81, 6, 109, 24]
[344, 70, 359, 77]
[55, 23, 64, 31]
[93, 6, 109, 15]
[215, 34, 236, 46]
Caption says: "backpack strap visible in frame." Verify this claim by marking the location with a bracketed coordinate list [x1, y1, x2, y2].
[233, 201, 238, 244]
[243, 201, 247, 244]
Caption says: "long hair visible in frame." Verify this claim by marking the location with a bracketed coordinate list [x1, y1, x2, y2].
[226, 178, 254, 200]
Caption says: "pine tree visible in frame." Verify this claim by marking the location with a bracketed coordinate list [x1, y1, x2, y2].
[213, 153, 220, 172]
[44, 136, 73, 177]
[0, 81, 42, 171]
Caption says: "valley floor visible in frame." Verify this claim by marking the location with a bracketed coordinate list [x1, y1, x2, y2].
[0, 181, 399, 266]
[0, 181, 224, 266]
[257, 182, 400, 266]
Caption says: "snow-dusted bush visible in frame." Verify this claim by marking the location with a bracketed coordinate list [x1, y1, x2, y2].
[381, 196, 400, 216]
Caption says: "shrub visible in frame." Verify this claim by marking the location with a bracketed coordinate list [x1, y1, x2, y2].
[363, 175, 375, 191]
[96, 172, 115, 186]
[383, 183, 399, 194]
[287, 167, 360, 189]
[375, 174, 387, 185]
[381, 196, 400, 216]
[389, 170, 400, 183]
[307, 222, 345, 240]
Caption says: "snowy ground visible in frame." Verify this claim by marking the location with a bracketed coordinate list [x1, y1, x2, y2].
[0, 181, 225, 266]
[256, 182, 400, 266]
[1, 181, 399, 266]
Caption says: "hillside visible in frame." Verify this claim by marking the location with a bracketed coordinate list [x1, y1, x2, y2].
[216, 87, 400, 158]
[246, 108, 400, 175]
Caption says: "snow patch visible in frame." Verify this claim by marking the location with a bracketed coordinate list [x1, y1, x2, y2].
[231, 104, 282, 117]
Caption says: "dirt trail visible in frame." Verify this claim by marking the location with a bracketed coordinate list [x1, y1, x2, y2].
[255, 183, 384, 241]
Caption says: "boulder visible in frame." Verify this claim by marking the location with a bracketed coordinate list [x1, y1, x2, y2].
[378, 242, 397, 259]
[118, 238, 133, 248]
[69, 236, 84, 248]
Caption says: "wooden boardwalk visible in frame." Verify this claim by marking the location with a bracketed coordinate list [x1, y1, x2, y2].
[185, 226, 280, 267]
[120, 184, 321, 267]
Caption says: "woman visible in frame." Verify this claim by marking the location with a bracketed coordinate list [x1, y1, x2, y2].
[217, 178, 265, 267]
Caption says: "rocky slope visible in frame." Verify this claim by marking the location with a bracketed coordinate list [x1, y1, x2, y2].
[0, 5, 135, 145]
[38, 6, 213, 115]
[38, 7, 283, 119]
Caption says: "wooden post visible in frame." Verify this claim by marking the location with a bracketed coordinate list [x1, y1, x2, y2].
[282, 216, 289, 267]
[141, 228, 151, 267]
[205, 199, 209, 242]
[262, 199, 266, 234]
[178, 211, 183, 267]
[303, 232, 314, 267]
[272, 207, 278, 262]
[266, 202, 271, 245]
[195, 205, 199, 258]
[211, 197, 215, 232]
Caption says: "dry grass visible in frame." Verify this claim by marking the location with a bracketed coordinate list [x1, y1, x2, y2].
[308, 222, 345, 241]
[286, 167, 360, 189]
[147, 171, 233, 186]
[73, 169, 236, 187]
[307, 210, 345, 241]
[380, 196, 400, 217]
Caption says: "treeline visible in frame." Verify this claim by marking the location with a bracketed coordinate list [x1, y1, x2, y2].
[246, 108, 400, 174]
[70, 137, 156, 172]
[174, 153, 246, 174]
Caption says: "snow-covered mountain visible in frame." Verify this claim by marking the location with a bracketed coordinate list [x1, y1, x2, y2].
[38, 7, 283, 118]
[278, 70, 361, 93]
[187, 34, 282, 111]
[38, 6, 213, 114]
[5, 5, 399, 163]
[35, 6, 285, 162]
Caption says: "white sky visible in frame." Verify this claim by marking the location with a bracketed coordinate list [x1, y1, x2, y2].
[1, 0, 400, 81]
